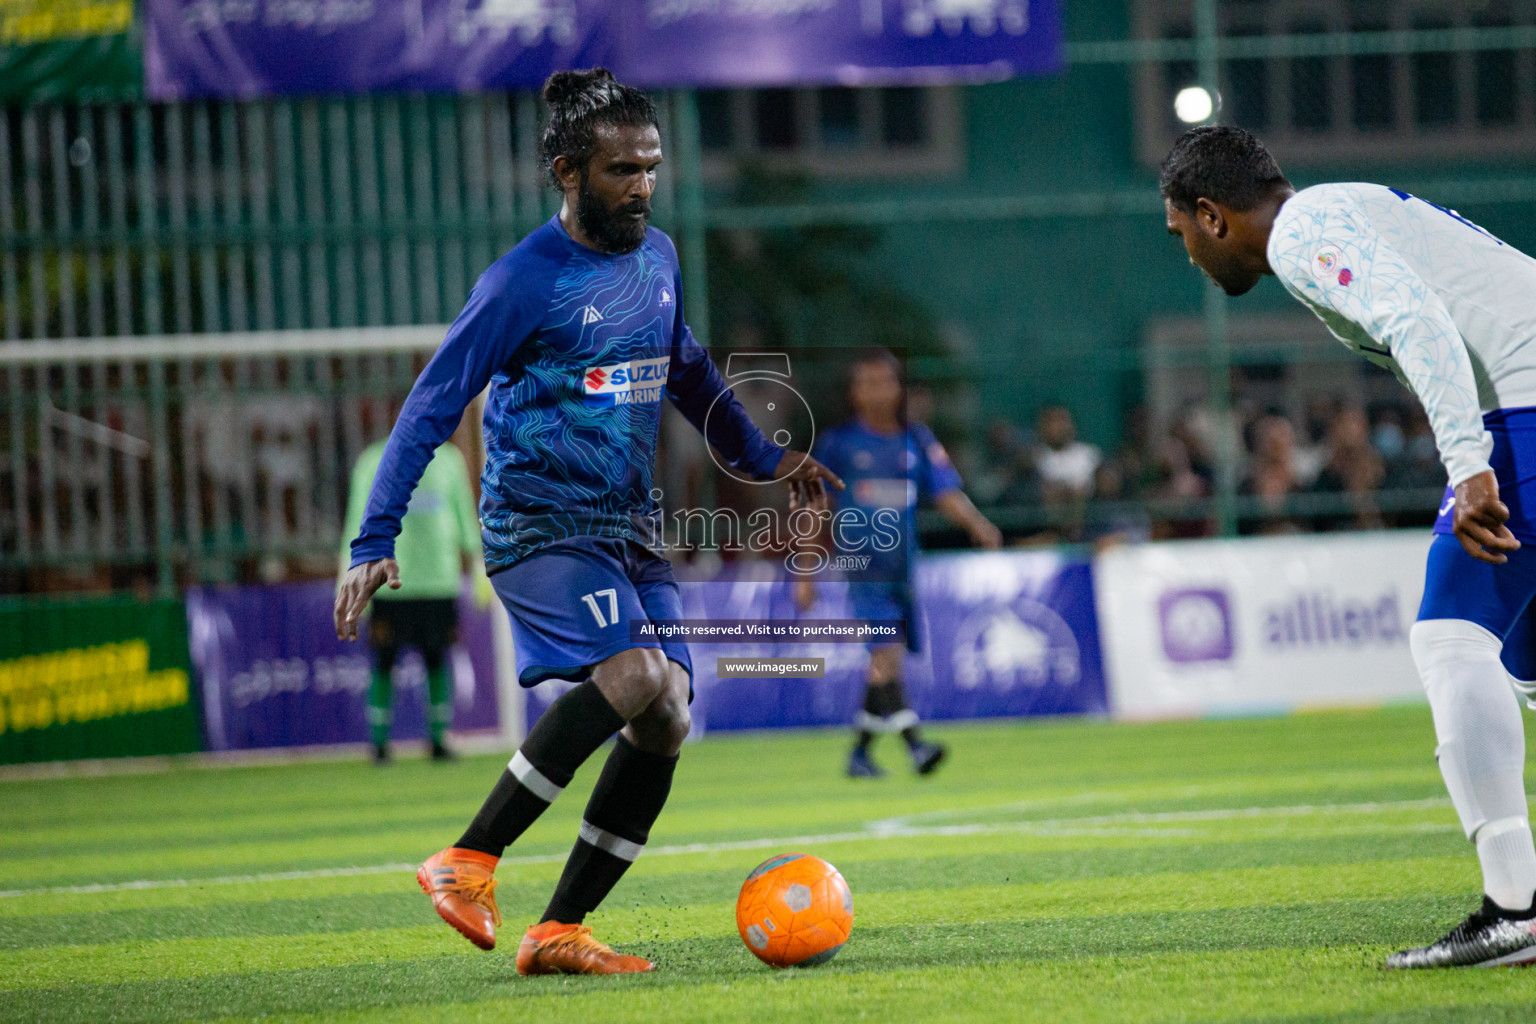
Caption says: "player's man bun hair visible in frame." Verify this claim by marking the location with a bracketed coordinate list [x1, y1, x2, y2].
[1159, 125, 1291, 215]
[539, 68, 658, 190]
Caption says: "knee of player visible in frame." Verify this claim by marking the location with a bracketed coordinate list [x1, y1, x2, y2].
[629, 647, 671, 702]
[656, 702, 692, 750]
[1410, 618, 1503, 675]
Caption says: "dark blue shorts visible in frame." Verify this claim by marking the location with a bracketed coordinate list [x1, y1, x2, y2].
[1421, 407, 1536, 678]
[491, 536, 692, 687]
[848, 581, 921, 653]
[1432, 406, 1536, 545]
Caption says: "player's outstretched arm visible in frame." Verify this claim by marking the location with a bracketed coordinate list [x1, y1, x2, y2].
[335, 558, 401, 640]
[774, 450, 845, 514]
[935, 489, 1003, 549]
[1453, 470, 1521, 565]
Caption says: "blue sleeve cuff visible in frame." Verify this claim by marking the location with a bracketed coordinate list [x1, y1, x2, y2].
[349, 538, 397, 569]
[743, 440, 787, 481]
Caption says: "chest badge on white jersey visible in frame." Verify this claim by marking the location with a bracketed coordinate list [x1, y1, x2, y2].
[1311, 244, 1353, 287]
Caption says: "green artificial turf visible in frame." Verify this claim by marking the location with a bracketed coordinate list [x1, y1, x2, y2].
[3, 706, 1535, 1022]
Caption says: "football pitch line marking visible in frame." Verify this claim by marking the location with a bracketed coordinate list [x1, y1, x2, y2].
[865, 796, 1455, 833]
[0, 796, 1459, 900]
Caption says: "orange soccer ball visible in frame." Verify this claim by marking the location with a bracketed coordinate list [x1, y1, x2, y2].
[735, 853, 854, 968]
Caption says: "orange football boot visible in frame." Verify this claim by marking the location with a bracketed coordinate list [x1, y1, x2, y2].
[416, 847, 501, 950]
[515, 921, 655, 975]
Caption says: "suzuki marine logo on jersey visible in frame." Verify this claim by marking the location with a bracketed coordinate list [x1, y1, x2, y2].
[583, 356, 669, 406]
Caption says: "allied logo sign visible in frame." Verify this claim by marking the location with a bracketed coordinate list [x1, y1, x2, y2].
[580, 305, 604, 326]
[583, 356, 669, 406]
[1158, 588, 1234, 663]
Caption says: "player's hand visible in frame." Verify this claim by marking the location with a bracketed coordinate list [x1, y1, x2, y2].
[971, 519, 1003, 550]
[1453, 470, 1521, 565]
[335, 558, 400, 640]
[793, 578, 818, 613]
[775, 450, 843, 513]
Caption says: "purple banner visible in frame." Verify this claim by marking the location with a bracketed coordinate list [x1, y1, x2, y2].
[522, 548, 1106, 734]
[145, 0, 1061, 99]
[187, 579, 500, 751]
[620, 0, 1062, 88]
[146, 0, 613, 99]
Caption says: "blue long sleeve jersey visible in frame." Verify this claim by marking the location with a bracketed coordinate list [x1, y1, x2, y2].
[350, 217, 785, 573]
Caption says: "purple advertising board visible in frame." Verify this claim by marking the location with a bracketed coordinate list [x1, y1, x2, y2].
[522, 548, 1106, 734]
[144, 0, 1062, 99]
[187, 579, 500, 751]
[618, 0, 1062, 88]
[145, 0, 614, 99]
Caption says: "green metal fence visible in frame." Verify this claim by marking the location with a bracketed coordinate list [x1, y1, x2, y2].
[5, 4, 1536, 593]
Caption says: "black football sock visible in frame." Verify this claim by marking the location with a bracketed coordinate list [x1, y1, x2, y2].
[541, 735, 678, 924]
[455, 680, 626, 857]
[854, 683, 886, 752]
[881, 677, 924, 749]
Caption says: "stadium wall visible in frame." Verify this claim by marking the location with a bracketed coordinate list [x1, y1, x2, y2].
[0, 530, 1441, 764]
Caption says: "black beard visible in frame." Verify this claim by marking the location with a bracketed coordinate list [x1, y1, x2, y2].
[576, 177, 650, 254]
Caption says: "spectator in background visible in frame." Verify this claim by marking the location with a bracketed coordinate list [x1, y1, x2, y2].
[1371, 404, 1407, 465]
[1109, 406, 1158, 498]
[1033, 405, 1101, 542]
[1034, 405, 1100, 499]
[1294, 393, 1340, 488]
[1241, 414, 1302, 534]
[1169, 405, 1218, 491]
[340, 439, 487, 764]
[1387, 407, 1448, 491]
[1146, 434, 1213, 539]
[1311, 406, 1386, 531]
[973, 417, 1039, 508]
[1086, 458, 1152, 546]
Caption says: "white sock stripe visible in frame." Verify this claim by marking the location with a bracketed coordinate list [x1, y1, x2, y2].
[579, 820, 644, 862]
[1478, 816, 1533, 842]
[508, 751, 563, 803]
[887, 709, 919, 731]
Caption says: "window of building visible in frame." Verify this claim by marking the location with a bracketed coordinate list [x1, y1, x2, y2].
[697, 86, 963, 180]
[1135, 0, 1536, 164]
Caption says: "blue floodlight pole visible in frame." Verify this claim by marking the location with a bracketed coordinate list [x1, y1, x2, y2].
[1195, 0, 1238, 537]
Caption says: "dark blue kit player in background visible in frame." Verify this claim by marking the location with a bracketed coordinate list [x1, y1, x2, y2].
[796, 349, 1001, 779]
[334, 69, 842, 974]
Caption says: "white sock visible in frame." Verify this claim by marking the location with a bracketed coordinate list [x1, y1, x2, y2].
[1410, 619, 1534, 907]
[1476, 817, 1536, 913]
[1510, 672, 1536, 710]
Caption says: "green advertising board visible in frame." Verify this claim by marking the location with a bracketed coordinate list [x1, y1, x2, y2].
[0, 596, 202, 764]
[0, 0, 141, 104]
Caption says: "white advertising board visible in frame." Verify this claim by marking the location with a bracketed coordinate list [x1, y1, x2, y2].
[1095, 531, 1433, 718]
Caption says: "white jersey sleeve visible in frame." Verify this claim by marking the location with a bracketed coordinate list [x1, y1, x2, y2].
[1268, 188, 1494, 486]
